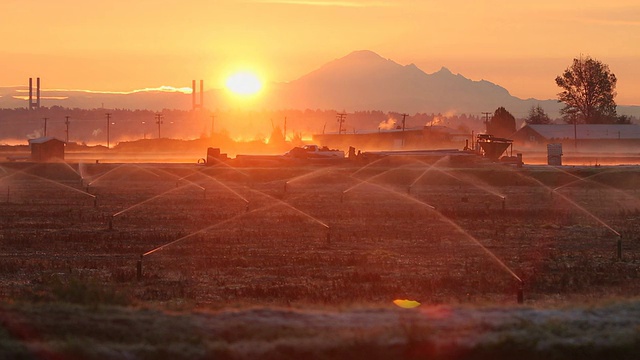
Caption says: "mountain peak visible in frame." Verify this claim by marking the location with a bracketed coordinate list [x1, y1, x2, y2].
[342, 50, 385, 62]
[436, 67, 453, 75]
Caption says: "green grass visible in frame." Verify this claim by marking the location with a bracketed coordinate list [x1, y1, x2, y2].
[2, 299, 640, 359]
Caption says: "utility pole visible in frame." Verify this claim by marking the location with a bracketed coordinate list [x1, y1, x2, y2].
[336, 112, 347, 134]
[155, 113, 164, 139]
[573, 117, 578, 150]
[482, 112, 492, 133]
[283, 117, 287, 141]
[43, 117, 48, 137]
[401, 113, 409, 147]
[105, 113, 112, 148]
[210, 115, 215, 138]
[64, 116, 70, 143]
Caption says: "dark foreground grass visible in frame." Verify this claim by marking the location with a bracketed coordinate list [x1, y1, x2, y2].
[1, 299, 640, 360]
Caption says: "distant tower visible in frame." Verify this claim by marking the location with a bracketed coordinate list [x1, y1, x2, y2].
[192, 80, 204, 110]
[28, 77, 41, 110]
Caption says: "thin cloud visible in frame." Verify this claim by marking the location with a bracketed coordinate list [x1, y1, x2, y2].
[247, 0, 394, 7]
[14, 86, 193, 95]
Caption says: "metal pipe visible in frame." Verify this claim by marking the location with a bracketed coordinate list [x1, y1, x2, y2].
[136, 256, 142, 281]
[617, 236, 622, 260]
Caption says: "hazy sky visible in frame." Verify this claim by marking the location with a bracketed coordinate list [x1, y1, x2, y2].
[2, 0, 639, 105]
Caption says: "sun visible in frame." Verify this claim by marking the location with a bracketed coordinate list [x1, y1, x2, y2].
[225, 72, 263, 96]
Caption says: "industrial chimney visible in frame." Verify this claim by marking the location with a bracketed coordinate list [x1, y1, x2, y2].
[192, 79, 204, 111]
[28, 77, 41, 110]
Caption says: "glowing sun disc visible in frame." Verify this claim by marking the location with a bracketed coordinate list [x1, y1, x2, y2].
[225, 72, 262, 95]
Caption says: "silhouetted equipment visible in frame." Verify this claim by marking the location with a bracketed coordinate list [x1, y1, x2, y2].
[29, 137, 65, 162]
[192, 80, 204, 110]
[28, 77, 41, 110]
[42, 117, 48, 137]
[476, 134, 513, 161]
[547, 143, 563, 166]
[204, 148, 228, 165]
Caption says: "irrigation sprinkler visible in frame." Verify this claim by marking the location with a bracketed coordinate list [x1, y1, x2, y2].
[5, 186, 9, 203]
[326, 228, 331, 245]
[340, 192, 345, 203]
[617, 235, 623, 260]
[136, 255, 143, 281]
[86, 185, 90, 194]
[501, 196, 506, 211]
[203, 188, 207, 200]
[108, 215, 113, 230]
[407, 185, 411, 194]
[517, 280, 524, 304]
[284, 181, 288, 193]
[245, 202, 250, 212]
[93, 195, 98, 208]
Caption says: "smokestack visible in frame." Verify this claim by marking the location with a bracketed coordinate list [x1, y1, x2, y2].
[192, 80, 196, 110]
[199, 80, 204, 110]
[36, 78, 40, 109]
[29, 78, 33, 110]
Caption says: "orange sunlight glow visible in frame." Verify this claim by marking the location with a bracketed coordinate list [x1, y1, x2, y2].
[225, 72, 263, 96]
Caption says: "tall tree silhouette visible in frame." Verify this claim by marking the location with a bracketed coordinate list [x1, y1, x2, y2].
[555, 56, 617, 124]
[487, 107, 516, 138]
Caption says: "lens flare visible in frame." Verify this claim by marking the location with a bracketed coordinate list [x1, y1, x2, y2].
[394, 299, 421, 308]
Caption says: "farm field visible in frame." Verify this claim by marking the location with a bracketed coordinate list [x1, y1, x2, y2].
[1, 158, 640, 358]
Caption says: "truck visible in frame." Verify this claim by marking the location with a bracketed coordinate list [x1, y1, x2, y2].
[285, 144, 345, 159]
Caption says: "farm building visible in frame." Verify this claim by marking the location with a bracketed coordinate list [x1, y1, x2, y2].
[512, 124, 640, 151]
[312, 125, 471, 151]
[28, 137, 65, 162]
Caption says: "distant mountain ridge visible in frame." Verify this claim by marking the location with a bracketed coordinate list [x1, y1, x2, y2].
[1, 50, 638, 119]
[267, 50, 560, 117]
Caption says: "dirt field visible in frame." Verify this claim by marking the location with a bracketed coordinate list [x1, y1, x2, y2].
[1, 158, 639, 308]
[2, 158, 640, 358]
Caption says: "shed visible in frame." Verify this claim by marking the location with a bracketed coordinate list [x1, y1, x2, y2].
[28, 137, 65, 162]
[513, 124, 640, 150]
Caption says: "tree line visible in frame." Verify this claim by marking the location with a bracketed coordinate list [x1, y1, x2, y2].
[486, 55, 635, 139]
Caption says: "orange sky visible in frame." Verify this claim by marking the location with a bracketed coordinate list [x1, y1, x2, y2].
[2, 0, 639, 105]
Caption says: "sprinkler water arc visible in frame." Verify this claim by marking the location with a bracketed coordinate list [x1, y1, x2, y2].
[345, 172, 524, 302]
